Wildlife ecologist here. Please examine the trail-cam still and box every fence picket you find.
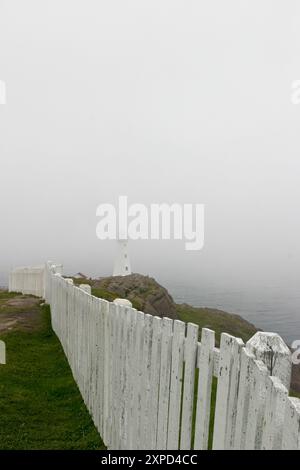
[234,347,255,449]
[282,397,300,449]
[213,333,232,449]
[261,376,288,450]
[102,300,110,445]
[123,307,133,449]
[244,359,268,449]
[180,322,198,450]
[140,314,153,449]
[127,308,138,450]
[118,306,128,449]
[132,311,145,449]
[110,303,120,449]
[149,316,163,450]
[167,320,185,450]
[94,297,103,435]
[213,334,242,449]
[113,304,123,449]
[227,337,244,448]
[156,317,173,450]
[194,328,215,450]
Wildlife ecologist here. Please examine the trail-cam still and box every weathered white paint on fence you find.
[244,359,268,449]
[261,376,288,450]
[0,340,6,365]
[282,397,300,449]
[9,263,299,450]
[113,298,132,308]
[227,337,244,448]
[156,317,173,449]
[140,314,153,449]
[246,332,292,390]
[149,316,162,450]
[167,320,185,450]
[180,322,198,450]
[132,311,145,449]
[213,333,242,450]
[234,347,256,449]
[9,265,45,297]
[127,308,138,449]
[194,328,215,450]
[80,284,91,294]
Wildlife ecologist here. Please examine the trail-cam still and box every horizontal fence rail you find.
[8,262,300,450]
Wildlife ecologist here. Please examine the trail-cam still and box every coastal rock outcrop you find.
[93,273,178,320]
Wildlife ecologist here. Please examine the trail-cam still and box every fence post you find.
[113,298,133,308]
[194,328,215,450]
[0,340,6,365]
[246,332,292,390]
[80,284,92,294]
[180,322,198,450]
[261,376,288,449]
[212,333,244,450]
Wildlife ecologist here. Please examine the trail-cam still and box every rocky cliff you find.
[92,273,178,320]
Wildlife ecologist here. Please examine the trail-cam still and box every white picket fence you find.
[9,266,46,297]
[9,264,63,298]
[10,262,300,450]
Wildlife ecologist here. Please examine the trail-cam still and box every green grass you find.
[177,304,257,347]
[290,390,300,399]
[71,277,93,286]
[0,291,20,300]
[91,287,119,303]
[0,299,104,450]
[92,287,142,311]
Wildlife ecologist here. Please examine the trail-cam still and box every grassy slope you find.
[91,287,143,311]
[0,294,104,450]
[177,304,258,347]
[89,284,258,347]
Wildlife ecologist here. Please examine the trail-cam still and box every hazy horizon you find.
[1,1,300,292]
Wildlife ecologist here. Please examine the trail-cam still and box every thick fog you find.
[1,0,300,290]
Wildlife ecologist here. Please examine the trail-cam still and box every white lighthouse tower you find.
[113,238,131,276]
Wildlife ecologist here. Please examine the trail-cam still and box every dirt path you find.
[0,292,42,332]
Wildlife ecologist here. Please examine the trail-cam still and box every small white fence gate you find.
[9,262,300,450]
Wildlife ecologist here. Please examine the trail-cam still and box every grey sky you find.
[0,0,300,288]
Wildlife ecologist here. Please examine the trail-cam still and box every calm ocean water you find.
[163,281,300,347]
